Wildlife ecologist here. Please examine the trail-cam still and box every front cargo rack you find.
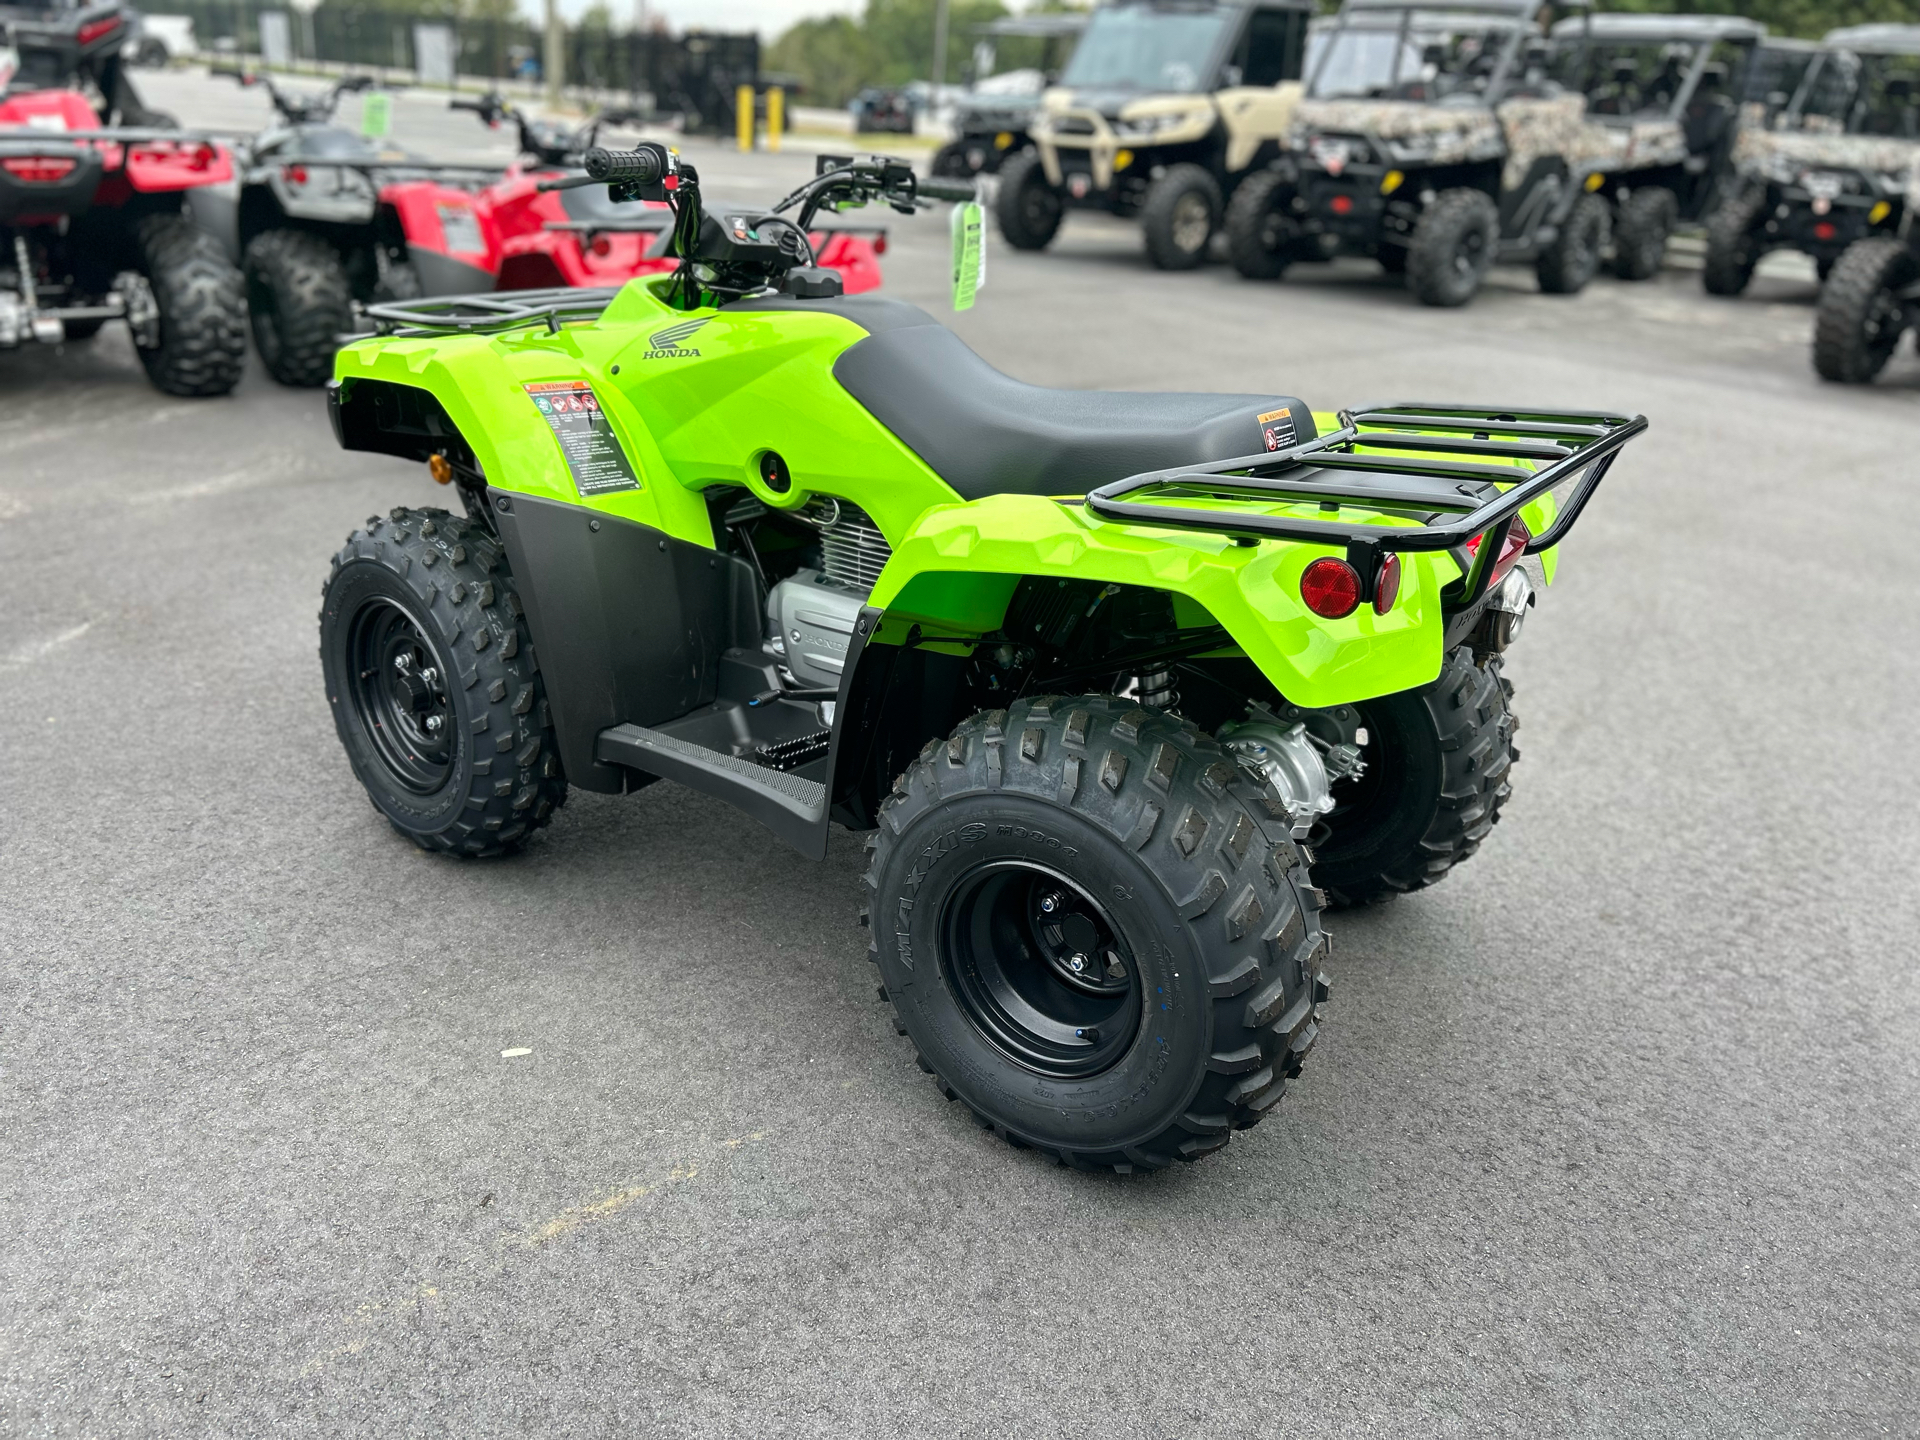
[1084,402,1648,610]
[360,287,620,337]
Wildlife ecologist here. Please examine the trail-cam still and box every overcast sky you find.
[600,0,860,36]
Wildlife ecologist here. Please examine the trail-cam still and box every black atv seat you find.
[732,295,1314,500]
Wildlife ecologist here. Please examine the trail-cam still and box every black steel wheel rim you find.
[939,860,1142,1079]
[346,597,454,793]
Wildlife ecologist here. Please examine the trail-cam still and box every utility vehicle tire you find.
[1407,188,1498,307]
[1310,647,1515,909]
[1813,238,1917,384]
[866,695,1329,1172]
[320,507,568,857]
[1611,186,1677,281]
[132,213,247,397]
[1536,193,1609,295]
[1140,164,1222,270]
[994,149,1064,252]
[245,228,352,388]
[1702,190,1766,296]
[1223,167,1296,279]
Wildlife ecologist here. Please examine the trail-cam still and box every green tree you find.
[765,15,876,106]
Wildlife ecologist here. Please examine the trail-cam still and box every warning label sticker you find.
[525,381,641,496]
[1257,406,1297,453]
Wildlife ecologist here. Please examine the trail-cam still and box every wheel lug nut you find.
[394,654,411,671]
[1040,895,1057,913]
[1069,953,1087,972]
[425,715,443,732]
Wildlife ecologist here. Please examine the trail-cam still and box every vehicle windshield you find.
[1797,50,1920,136]
[1307,14,1523,103]
[1549,39,1702,119]
[1057,5,1233,93]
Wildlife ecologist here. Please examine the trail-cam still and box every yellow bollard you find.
[767,86,783,153]
[737,83,754,152]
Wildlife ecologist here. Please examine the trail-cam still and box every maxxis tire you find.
[1536,192,1610,295]
[132,213,247,397]
[245,228,353,388]
[1223,167,1295,280]
[320,506,568,857]
[1311,648,1515,909]
[1702,190,1766,296]
[993,149,1064,252]
[1813,237,1918,384]
[1407,188,1498,307]
[1611,186,1677,281]
[866,695,1330,1172]
[1140,164,1222,271]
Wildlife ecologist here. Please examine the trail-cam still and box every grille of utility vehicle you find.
[808,498,892,594]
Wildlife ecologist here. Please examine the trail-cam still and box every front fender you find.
[866,493,1454,708]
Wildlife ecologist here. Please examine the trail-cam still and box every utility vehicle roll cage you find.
[1086,404,1647,608]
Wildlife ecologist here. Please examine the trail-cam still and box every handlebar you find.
[583,146,665,184]
[449,98,488,113]
[915,176,977,203]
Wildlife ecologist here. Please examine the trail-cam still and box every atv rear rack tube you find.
[362,287,620,336]
[1084,404,1647,584]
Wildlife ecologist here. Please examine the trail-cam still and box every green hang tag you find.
[950,200,984,312]
[361,91,393,138]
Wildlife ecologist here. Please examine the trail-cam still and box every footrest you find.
[596,723,829,858]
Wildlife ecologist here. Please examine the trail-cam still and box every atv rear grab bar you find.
[1083,403,1648,573]
[361,287,620,336]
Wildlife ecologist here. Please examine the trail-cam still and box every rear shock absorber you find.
[1134,668,1179,712]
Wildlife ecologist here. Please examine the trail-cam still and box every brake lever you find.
[535,173,600,193]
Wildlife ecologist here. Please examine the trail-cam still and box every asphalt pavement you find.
[2,70,1917,1438]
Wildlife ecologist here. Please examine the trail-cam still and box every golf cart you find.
[996,0,1315,269]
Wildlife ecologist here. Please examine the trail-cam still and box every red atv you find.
[0,2,247,394]
[449,93,887,296]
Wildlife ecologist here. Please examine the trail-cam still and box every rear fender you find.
[865,493,1452,711]
[123,139,232,192]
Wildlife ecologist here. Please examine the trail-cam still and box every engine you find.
[763,498,892,691]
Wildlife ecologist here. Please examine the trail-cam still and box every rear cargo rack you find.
[360,287,620,337]
[1084,402,1648,609]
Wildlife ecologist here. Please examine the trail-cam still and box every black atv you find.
[201,68,500,387]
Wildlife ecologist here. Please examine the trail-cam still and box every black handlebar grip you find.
[915,177,978,203]
[583,146,663,184]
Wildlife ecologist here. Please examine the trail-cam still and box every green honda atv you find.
[319,145,1646,1172]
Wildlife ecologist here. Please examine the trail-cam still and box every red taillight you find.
[1330,194,1354,215]
[1301,557,1361,618]
[1813,221,1836,240]
[284,164,308,185]
[1372,552,1401,615]
[1466,517,1530,587]
[77,15,121,44]
[872,233,888,254]
[2,156,77,182]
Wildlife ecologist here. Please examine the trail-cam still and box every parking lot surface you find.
[2,70,1916,1437]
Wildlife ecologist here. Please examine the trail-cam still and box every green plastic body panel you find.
[333,280,1563,710]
